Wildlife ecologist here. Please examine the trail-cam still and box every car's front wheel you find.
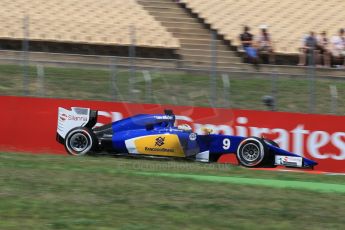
[236,137,271,167]
[64,127,96,156]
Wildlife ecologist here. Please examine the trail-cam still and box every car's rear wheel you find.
[64,127,96,156]
[236,137,271,167]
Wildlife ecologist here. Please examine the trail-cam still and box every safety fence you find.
[0,57,345,115]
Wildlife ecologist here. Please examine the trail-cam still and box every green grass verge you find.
[1,152,344,230]
[1,64,345,114]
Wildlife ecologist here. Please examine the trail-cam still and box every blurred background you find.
[1,0,345,114]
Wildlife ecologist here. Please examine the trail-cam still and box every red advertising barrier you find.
[0,96,344,172]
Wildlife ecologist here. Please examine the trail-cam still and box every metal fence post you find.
[221,73,230,108]
[142,70,152,103]
[129,25,136,101]
[308,48,316,113]
[209,30,217,107]
[330,85,338,114]
[271,68,277,111]
[36,64,44,96]
[110,56,118,101]
[22,16,30,95]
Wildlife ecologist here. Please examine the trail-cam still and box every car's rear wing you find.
[56,107,97,143]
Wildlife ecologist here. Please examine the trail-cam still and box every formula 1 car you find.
[56,107,317,169]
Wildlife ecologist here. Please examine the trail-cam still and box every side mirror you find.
[164,109,174,115]
[146,124,154,131]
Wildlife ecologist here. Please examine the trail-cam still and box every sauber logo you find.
[155,137,165,147]
[279,156,289,164]
[60,114,68,121]
[276,155,302,167]
[59,114,87,122]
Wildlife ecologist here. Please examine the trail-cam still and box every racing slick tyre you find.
[64,127,97,156]
[236,137,273,168]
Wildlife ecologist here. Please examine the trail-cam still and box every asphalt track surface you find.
[136,172,345,194]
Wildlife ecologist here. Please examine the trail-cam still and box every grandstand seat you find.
[181,0,345,54]
[0,0,179,49]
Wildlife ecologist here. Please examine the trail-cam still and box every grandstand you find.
[0,0,179,57]
[180,0,345,53]
[137,0,242,70]
[0,0,344,76]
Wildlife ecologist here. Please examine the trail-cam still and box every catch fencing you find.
[0,24,344,115]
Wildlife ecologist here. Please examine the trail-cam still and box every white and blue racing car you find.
[56,107,317,169]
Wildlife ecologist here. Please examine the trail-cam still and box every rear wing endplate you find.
[56,107,97,140]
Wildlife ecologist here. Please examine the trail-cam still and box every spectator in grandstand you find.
[240,26,259,68]
[297,31,318,66]
[330,28,345,67]
[316,31,331,67]
[257,25,275,64]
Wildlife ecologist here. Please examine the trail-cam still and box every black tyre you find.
[64,127,97,156]
[236,137,270,167]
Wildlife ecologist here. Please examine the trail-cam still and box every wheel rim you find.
[69,133,89,152]
[241,143,260,162]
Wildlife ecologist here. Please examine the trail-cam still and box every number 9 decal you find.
[223,138,231,150]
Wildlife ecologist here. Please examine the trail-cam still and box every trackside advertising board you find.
[0,96,344,172]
